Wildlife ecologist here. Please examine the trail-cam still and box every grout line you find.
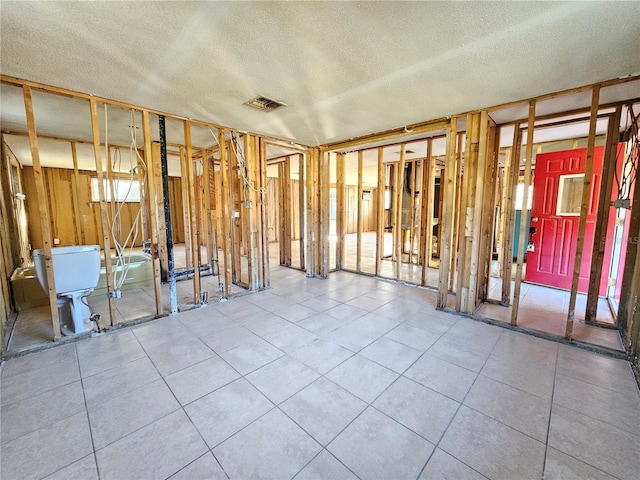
[541,342,561,478]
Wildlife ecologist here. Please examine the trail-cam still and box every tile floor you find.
[2,267,639,480]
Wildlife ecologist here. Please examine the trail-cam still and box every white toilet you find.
[33,245,101,335]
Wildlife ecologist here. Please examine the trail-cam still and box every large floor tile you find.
[327,407,433,480]
[185,378,274,448]
[246,356,320,404]
[1,343,77,379]
[43,454,98,480]
[480,355,555,400]
[325,354,398,403]
[1,412,93,480]
[553,373,640,435]
[1,380,85,444]
[301,295,342,313]
[359,337,422,373]
[402,312,456,335]
[201,325,259,354]
[273,304,318,323]
[81,356,160,408]
[464,374,551,442]
[76,330,146,378]
[297,313,352,336]
[88,378,179,449]
[384,323,442,351]
[169,452,227,480]
[548,404,640,480]
[489,331,558,370]
[146,337,215,376]
[263,323,319,353]
[543,447,617,480]
[439,406,545,480]
[132,316,198,350]
[220,337,284,375]
[213,408,321,479]
[419,448,486,480]
[289,338,353,374]
[281,377,367,446]
[165,355,240,405]
[427,336,493,373]
[96,409,208,480]
[293,450,358,480]
[404,354,477,402]
[373,376,459,444]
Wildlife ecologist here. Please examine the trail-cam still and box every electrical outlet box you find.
[53,238,61,245]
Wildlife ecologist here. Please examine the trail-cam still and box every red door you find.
[525,146,614,295]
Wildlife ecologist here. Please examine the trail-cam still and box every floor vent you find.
[244,96,286,112]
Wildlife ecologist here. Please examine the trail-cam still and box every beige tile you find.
[548,404,640,480]
[424,336,493,373]
[301,295,342,312]
[1,380,85,444]
[213,409,321,479]
[169,452,227,480]
[281,377,367,446]
[404,354,477,402]
[96,410,208,480]
[289,338,354,374]
[243,312,293,336]
[1,412,92,480]
[146,337,215,376]
[273,304,318,322]
[165,355,240,405]
[88,378,180,449]
[263,323,319,353]
[464,375,551,442]
[374,376,459,444]
[297,313,352,336]
[328,407,433,480]
[43,454,98,480]
[544,448,617,480]
[219,337,284,375]
[185,378,274,448]
[359,337,422,373]
[294,450,358,480]
[200,325,259,353]
[439,406,545,480]
[326,354,398,403]
[419,448,486,480]
[246,356,320,404]
[384,323,441,351]
[132,316,198,350]
[480,355,555,400]
[76,330,146,378]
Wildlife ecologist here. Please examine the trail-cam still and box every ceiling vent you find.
[244,96,286,112]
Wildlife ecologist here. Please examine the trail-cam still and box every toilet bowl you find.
[33,245,101,335]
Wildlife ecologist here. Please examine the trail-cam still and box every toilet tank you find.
[33,245,101,294]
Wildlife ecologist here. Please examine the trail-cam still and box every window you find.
[556,174,584,216]
[91,178,141,202]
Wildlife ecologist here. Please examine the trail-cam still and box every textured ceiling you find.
[2,0,639,149]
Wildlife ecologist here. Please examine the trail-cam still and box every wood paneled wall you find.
[22,166,185,251]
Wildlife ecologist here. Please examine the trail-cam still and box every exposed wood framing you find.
[69,142,85,245]
[297,153,305,270]
[394,144,406,280]
[184,121,201,303]
[151,142,169,282]
[336,153,346,270]
[375,148,384,276]
[179,147,193,269]
[319,149,331,278]
[421,139,435,286]
[408,159,417,264]
[305,149,316,276]
[141,111,163,315]
[218,129,233,298]
[438,117,458,308]
[356,151,363,272]
[455,115,474,312]
[450,133,464,292]
[478,122,499,301]
[585,106,622,323]
[511,101,536,325]
[23,86,61,339]
[259,137,270,286]
[566,87,600,338]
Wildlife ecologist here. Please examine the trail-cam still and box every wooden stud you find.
[179,147,193,268]
[455,115,474,312]
[356,151,363,272]
[450,133,464,292]
[408,159,417,264]
[69,142,85,245]
[394,144,406,280]
[305,149,315,276]
[278,162,286,265]
[375,148,385,276]
[511,101,536,326]
[218,129,233,298]
[585,106,622,323]
[566,87,600,338]
[202,149,215,267]
[298,153,305,270]
[320,149,331,278]
[259,136,270,286]
[184,121,201,303]
[151,142,169,282]
[336,153,346,270]
[141,110,164,315]
[284,156,292,266]
[502,129,522,304]
[421,139,435,286]
[137,148,150,247]
[437,117,458,309]
[23,86,62,339]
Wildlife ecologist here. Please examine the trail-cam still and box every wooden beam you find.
[278,162,286,265]
[375,148,385,276]
[218,129,233,298]
[438,117,458,308]
[511,101,536,325]
[586,107,622,323]
[69,142,85,245]
[421,139,435,286]
[356,150,363,272]
[455,115,474,312]
[259,136,270,287]
[151,142,169,282]
[566,87,600,338]
[408,158,417,264]
[305,149,315,276]
[184,121,201,303]
[502,128,522,304]
[450,133,464,292]
[23,86,61,339]
[179,147,192,269]
[394,144,406,280]
[141,110,163,315]
[320,149,331,278]
[284,156,292,266]
[336,153,346,270]
[479,123,499,301]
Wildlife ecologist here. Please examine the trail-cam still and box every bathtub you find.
[10,253,153,310]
